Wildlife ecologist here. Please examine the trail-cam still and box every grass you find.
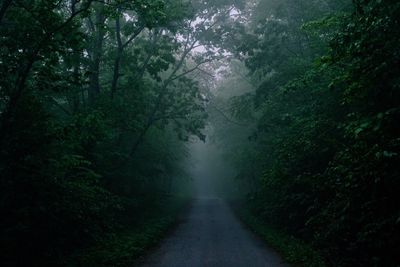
[68,196,189,267]
[234,204,327,267]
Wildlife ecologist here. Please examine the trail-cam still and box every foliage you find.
[234,202,327,267]
[0,0,243,266]
[211,0,400,266]
[69,196,188,267]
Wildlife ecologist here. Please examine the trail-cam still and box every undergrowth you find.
[68,196,189,267]
[234,204,327,267]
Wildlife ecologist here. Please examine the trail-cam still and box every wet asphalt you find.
[139,197,290,267]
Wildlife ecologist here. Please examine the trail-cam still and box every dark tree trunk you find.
[135,31,160,80]
[70,1,81,112]
[88,4,105,104]
[0,56,36,145]
[111,11,123,99]
[111,13,144,99]
[0,0,13,24]
[129,120,153,156]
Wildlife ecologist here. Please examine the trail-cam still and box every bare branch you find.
[171,59,213,81]
[47,96,72,115]
[122,24,145,49]
[197,67,215,77]
[209,103,250,127]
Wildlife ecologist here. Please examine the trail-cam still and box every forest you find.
[0,0,399,266]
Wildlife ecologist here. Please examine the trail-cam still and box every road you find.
[139,198,290,267]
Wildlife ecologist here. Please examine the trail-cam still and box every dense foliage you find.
[0,0,243,266]
[211,0,400,266]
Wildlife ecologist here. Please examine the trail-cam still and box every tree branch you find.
[209,102,250,127]
[171,59,213,81]
[47,96,72,115]
[122,24,145,49]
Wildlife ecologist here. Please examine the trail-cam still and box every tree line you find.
[210,0,400,266]
[0,0,244,266]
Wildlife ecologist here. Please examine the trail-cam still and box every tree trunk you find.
[0,56,36,145]
[70,1,81,112]
[129,120,153,156]
[111,13,144,99]
[0,0,13,25]
[111,11,123,99]
[88,3,105,104]
[135,31,160,79]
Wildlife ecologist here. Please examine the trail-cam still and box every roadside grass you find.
[234,204,327,267]
[68,196,189,267]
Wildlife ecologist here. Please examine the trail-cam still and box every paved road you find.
[139,198,290,267]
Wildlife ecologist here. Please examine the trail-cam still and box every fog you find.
[186,128,237,199]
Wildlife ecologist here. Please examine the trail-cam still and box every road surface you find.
[139,198,290,267]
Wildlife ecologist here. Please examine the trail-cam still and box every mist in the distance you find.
[186,131,237,199]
